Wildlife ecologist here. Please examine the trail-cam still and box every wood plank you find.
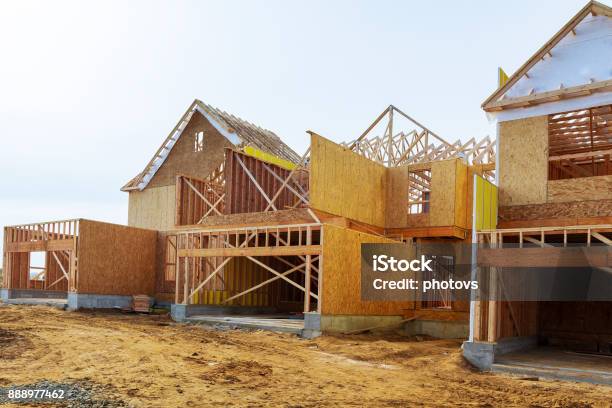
[6,239,74,253]
[178,245,322,258]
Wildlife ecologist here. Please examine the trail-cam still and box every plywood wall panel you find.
[499,199,612,223]
[547,175,612,203]
[498,116,548,206]
[385,167,408,228]
[430,160,457,227]
[321,224,414,316]
[310,134,386,227]
[454,160,469,229]
[147,111,231,188]
[128,185,176,231]
[77,220,157,296]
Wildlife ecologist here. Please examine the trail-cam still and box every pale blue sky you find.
[0,0,588,252]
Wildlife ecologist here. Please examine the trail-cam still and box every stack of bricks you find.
[132,295,152,313]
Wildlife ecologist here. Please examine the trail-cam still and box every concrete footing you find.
[301,312,322,338]
[462,336,537,370]
[320,315,404,333]
[320,315,468,339]
[170,304,277,322]
[404,319,468,339]
[1,289,67,300]
[67,293,133,311]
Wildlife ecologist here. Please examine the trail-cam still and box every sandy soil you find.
[0,305,610,407]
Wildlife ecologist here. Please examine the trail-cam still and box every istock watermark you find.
[370,254,478,292]
[361,242,612,302]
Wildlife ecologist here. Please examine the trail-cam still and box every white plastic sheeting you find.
[504,14,611,100]
[487,12,611,123]
[195,105,242,145]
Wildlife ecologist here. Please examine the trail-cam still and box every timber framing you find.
[172,222,322,313]
[471,223,612,343]
[3,220,79,292]
[339,105,495,169]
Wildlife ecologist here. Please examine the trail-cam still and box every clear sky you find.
[0,0,588,254]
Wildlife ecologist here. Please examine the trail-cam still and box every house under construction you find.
[462,0,612,381]
[1,0,610,383]
[1,96,495,337]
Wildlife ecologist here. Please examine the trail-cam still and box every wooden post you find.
[183,254,189,305]
[317,228,323,313]
[303,227,312,313]
[487,233,498,342]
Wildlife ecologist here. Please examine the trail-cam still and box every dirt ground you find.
[0,305,610,407]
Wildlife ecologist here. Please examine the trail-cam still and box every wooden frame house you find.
[114,98,496,336]
[463,0,612,371]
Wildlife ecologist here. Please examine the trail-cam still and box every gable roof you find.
[482,1,612,112]
[122,99,301,191]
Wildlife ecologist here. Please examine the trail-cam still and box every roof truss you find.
[342,105,495,167]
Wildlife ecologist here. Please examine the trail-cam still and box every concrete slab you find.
[2,298,67,309]
[170,304,277,322]
[186,315,305,335]
[493,348,612,385]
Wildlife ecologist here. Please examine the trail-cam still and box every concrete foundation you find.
[171,304,277,322]
[320,315,468,339]
[462,336,538,370]
[404,319,469,339]
[67,293,133,311]
[1,289,67,300]
[301,312,322,338]
[320,315,404,333]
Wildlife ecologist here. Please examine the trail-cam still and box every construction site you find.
[1,1,611,406]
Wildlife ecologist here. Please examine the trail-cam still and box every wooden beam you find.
[52,251,69,281]
[6,239,74,253]
[178,245,321,258]
[591,231,612,246]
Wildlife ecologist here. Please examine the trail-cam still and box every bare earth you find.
[0,305,610,407]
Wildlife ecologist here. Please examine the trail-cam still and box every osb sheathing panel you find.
[385,167,408,228]
[465,165,485,230]
[195,208,313,229]
[454,160,469,229]
[430,159,457,227]
[321,224,414,316]
[547,175,612,203]
[499,116,548,206]
[405,213,430,228]
[77,220,157,296]
[128,185,176,231]
[310,134,386,227]
[147,111,232,188]
[499,199,612,222]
